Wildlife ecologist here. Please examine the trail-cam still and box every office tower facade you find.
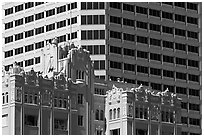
[2,2,202,135]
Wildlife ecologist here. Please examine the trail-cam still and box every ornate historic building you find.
[105,80,182,135]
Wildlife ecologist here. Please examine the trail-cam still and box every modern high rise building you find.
[2,2,202,135]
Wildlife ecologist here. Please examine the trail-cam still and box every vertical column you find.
[148,106,151,135]
[173,110,177,135]
[158,105,162,135]
[50,90,54,135]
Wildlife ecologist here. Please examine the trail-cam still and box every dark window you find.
[175,43,186,51]
[181,102,188,109]
[5,21,13,30]
[78,115,83,126]
[174,2,185,8]
[57,5,66,14]
[149,9,160,17]
[110,46,121,54]
[35,12,44,20]
[188,59,199,68]
[81,15,86,25]
[15,47,23,55]
[123,3,134,12]
[57,20,66,28]
[163,70,174,78]
[189,89,199,97]
[5,35,13,44]
[35,2,44,6]
[187,3,198,11]
[78,94,83,104]
[35,41,44,49]
[71,2,77,9]
[123,18,134,27]
[150,53,161,61]
[35,57,40,64]
[71,32,77,39]
[5,7,13,16]
[188,45,199,54]
[15,4,23,12]
[110,16,121,24]
[176,72,186,80]
[46,23,55,32]
[189,103,200,111]
[163,55,174,63]
[25,29,34,38]
[123,33,135,42]
[124,48,135,57]
[162,11,173,20]
[15,18,23,27]
[58,35,66,43]
[137,51,148,59]
[94,15,99,24]
[150,38,161,47]
[5,64,13,71]
[137,80,149,86]
[137,36,148,44]
[25,2,34,9]
[175,28,186,37]
[71,17,77,24]
[124,63,135,72]
[124,78,135,84]
[151,83,161,91]
[25,44,34,52]
[110,61,122,69]
[175,14,186,22]
[25,15,34,23]
[181,117,188,124]
[176,57,186,66]
[187,16,198,25]
[150,23,161,32]
[15,33,23,41]
[176,87,187,95]
[189,118,200,126]
[187,31,198,39]
[162,26,173,34]
[25,58,34,67]
[81,30,86,40]
[137,65,148,74]
[94,61,99,70]
[95,109,99,120]
[188,74,199,82]
[99,15,105,24]
[25,115,38,126]
[94,45,99,54]
[110,31,121,39]
[163,40,174,49]
[93,30,98,39]
[99,2,105,9]
[136,21,148,29]
[110,2,121,9]
[163,85,174,93]
[100,30,105,39]
[4,50,13,58]
[46,8,55,17]
[100,45,105,54]
[136,6,147,15]
[162,2,173,6]
[150,68,161,76]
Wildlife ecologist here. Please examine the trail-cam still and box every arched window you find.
[95,109,99,120]
[117,108,120,118]
[113,108,116,119]
[109,109,112,120]
[100,110,104,121]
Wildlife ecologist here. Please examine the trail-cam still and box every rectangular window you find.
[5,50,13,58]
[15,33,23,41]
[163,70,174,78]
[187,3,198,11]
[187,16,198,25]
[175,14,186,22]
[81,31,86,40]
[188,45,199,54]
[163,85,174,93]
[176,87,187,95]
[175,28,186,37]
[189,103,200,111]
[110,2,121,9]
[71,17,77,24]
[188,59,199,68]
[57,20,66,28]
[25,29,34,38]
[5,7,13,16]
[81,2,86,10]
[150,38,161,47]
[35,57,40,64]
[25,15,34,24]
[110,31,121,39]
[162,11,173,20]
[137,51,148,59]
[58,35,66,43]
[176,57,186,66]
[136,6,147,15]
[5,21,13,30]
[78,94,83,104]
[187,31,198,39]
[150,68,161,76]
[149,9,160,17]
[163,55,174,63]
[99,15,105,24]
[78,115,83,126]
[175,43,186,51]
[137,21,148,29]
[57,5,66,14]
[123,18,134,27]
[71,2,77,9]
[71,32,77,39]
[25,44,34,52]
[25,2,34,9]
[150,23,161,32]
[15,18,23,27]
[35,41,44,49]
[151,83,161,91]
[110,61,122,69]
[35,12,44,20]
[137,65,148,74]
[46,23,55,32]
[124,63,135,72]
[188,74,199,82]
[181,117,188,124]
[100,30,105,39]
[162,26,173,34]
[15,4,24,12]
[110,16,121,24]
[100,45,105,54]
[124,48,135,57]
[15,47,23,55]
[181,102,188,109]
[35,2,44,6]
[163,40,174,49]
[46,8,55,17]
[137,36,148,44]
[176,72,186,80]
[137,80,149,86]
[35,26,44,35]
[25,58,34,67]
[123,33,135,42]
[5,35,13,44]
[189,118,200,126]
[123,3,134,12]
[110,46,121,54]
[175,2,186,8]
[81,15,86,25]
[150,53,161,61]
[25,115,38,126]
[189,89,199,97]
